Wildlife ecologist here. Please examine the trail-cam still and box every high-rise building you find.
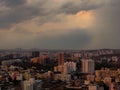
[22,78,42,90]
[39,55,47,65]
[22,80,34,90]
[58,53,65,65]
[63,61,76,74]
[32,51,40,57]
[82,59,95,73]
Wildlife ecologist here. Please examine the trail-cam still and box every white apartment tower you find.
[63,61,76,74]
[82,59,95,73]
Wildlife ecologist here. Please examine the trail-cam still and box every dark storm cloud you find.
[0,0,106,29]
[0,0,120,49]
[0,0,50,29]
[0,0,26,7]
[0,6,41,28]
[34,29,92,49]
[59,1,101,14]
[0,0,48,28]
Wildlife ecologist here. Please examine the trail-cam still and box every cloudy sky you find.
[0,0,120,49]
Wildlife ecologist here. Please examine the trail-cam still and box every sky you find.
[0,0,120,49]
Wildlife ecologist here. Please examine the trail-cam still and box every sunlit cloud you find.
[0,0,119,49]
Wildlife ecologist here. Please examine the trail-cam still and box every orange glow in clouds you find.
[75,10,95,28]
[76,10,94,20]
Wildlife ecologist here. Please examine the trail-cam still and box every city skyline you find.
[0,0,120,49]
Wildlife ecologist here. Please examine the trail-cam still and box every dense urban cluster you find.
[0,49,120,90]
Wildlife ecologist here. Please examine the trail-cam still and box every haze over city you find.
[1,1,120,90]
[0,0,120,49]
